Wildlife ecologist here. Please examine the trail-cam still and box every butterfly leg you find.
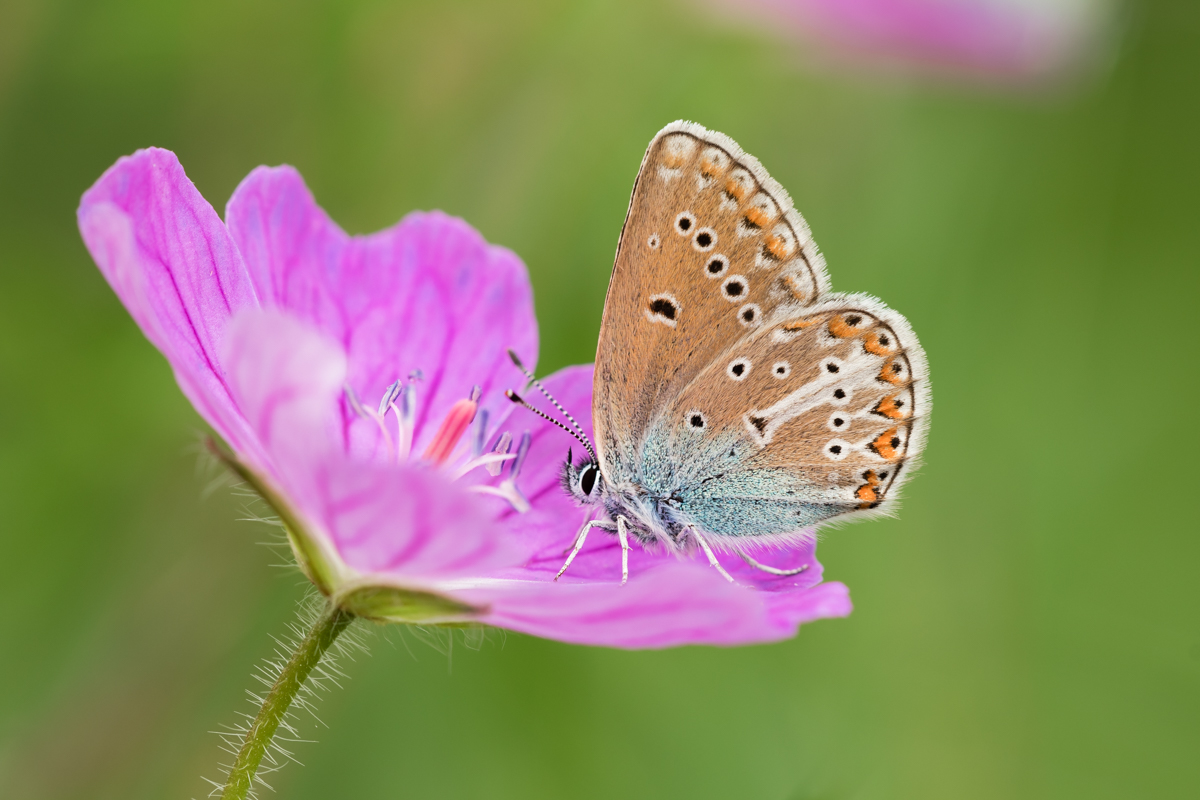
[737,551,809,577]
[688,527,735,583]
[556,518,616,581]
[616,515,631,586]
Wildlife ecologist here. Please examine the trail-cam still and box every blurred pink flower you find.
[704,0,1110,81]
[77,149,850,648]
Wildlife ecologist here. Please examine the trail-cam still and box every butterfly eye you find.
[579,463,598,496]
[825,440,851,461]
[692,227,717,252]
[772,361,790,378]
[646,233,661,250]
[705,255,728,278]
[721,275,748,301]
[674,211,696,235]
[726,358,751,381]
[738,303,762,327]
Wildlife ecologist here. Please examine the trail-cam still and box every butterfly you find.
[508,121,931,584]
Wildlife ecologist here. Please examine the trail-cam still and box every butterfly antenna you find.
[507,350,589,439]
[505,390,598,463]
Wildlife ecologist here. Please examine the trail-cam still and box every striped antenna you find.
[505,390,597,463]
[507,350,589,440]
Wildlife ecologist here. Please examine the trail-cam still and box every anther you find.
[470,430,531,512]
[422,392,479,465]
[487,431,513,476]
[377,380,402,416]
[397,383,416,461]
[471,408,490,458]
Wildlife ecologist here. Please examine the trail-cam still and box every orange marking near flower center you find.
[422,397,478,465]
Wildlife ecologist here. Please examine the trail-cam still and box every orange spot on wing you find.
[855,470,882,508]
[744,206,772,229]
[662,151,686,169]
[878,357,908,385]
[782,274,810,302]
[828,313,871,338]
[700,158,723,177]
[782,316,822,332]
[869,428,903,460]
[725,178,751,203]
[765,234,791,260]
[872,393,909,420]
[863,330,898,356]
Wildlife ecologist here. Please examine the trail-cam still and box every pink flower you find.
[702,0,1108,81]
[78,148,851,649]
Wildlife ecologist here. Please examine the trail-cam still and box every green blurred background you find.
[1,0,1197,798]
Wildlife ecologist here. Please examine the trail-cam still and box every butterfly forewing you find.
[594,122,830,479]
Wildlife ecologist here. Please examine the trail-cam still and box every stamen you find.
[452,451,515,480]
[422,393,478,465]
[377,380,402,416]
[397,383,416,461]
[344,384,369,420]
[487,432,512,476]
[345,383,396,458]
[472,408,490,457]
[469,430,531,513]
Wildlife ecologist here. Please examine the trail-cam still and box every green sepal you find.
[335,583,486,624]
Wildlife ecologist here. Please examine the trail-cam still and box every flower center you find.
[345,378,531,513]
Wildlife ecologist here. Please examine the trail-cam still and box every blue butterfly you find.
[509,121,930,584]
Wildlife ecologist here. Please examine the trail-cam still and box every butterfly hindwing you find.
[594,122,831,482]
[652,295,931,544]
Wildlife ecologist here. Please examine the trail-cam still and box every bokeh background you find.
[1,0,1197,798]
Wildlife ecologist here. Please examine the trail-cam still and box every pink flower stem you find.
[219,602,355,800]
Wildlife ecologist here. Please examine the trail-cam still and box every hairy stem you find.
[220,602,355,800]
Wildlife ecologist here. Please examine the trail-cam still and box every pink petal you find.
[458,559,828,649]
[77,148,264,463]
[222,308,523,580]
[225,167,538,460]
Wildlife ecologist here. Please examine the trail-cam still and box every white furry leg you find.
[690,527,735,583]
[738,550,809,576]
[556,518,614,581]
[617,515,630,586]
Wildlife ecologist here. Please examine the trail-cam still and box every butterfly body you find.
[549,121,930,579]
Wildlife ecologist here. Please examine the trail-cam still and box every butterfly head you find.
[561,448,604,504]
